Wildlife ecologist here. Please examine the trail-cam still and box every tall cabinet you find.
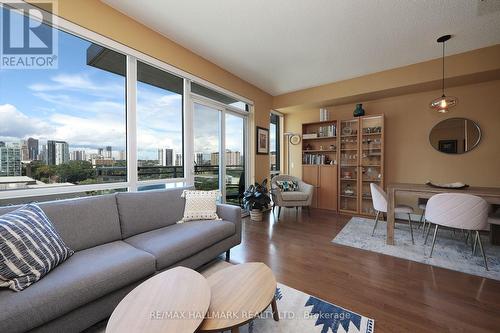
[338,115,384,216]
[301,121,338,211]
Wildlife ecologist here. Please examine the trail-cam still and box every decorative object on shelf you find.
[342,126,353,136]
[290,134,301,145]
[329,144,336,150]
[353,103,365,117]
[319,108,330,121]
[256,126,269,154]
[429,118,481,154]
[243,179,271,221]
[305,143,312,150]
[344,184,354,195]
[430,35,458,113]
[425,180,469,189]
[343,171,353,179]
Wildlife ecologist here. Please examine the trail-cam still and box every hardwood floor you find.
[229,208,500,333]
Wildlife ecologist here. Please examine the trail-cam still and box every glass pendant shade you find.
[430,35,457,113]
[430,94,458,113]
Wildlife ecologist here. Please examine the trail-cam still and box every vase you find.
[250,209,263,221]
[353,103,365,117]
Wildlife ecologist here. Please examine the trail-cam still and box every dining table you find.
[386,183,500,245]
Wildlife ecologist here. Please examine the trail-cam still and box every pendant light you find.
[430,35,457,113]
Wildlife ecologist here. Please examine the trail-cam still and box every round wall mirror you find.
[429,118,481,154]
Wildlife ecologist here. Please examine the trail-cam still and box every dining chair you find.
[416,198,428,234]
[425,193,489,270]
[370,183,415,244]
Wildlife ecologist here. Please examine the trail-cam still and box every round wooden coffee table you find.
[199,262,278,333]
[106,267,210,333]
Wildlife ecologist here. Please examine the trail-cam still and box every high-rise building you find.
[165,149,173,166]
[105,146,112,159]
[118,150,126,161]
[0,142,5,147]
[97,148,104,156]
[47,140,70,166]
[27,138,39,161]
[0,143,22,176]
[211,150,241,166]
[39,144,47,163]
[70,150,86,161]
[157,148,174,166]
[195,153,204,166]
[20,140,29,161]
[175,153,183,166]
[157,148,164,165]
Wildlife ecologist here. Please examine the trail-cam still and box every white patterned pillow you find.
[0,204,74,291]
[179,190,221,223]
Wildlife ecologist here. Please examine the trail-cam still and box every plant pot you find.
[250,209,263,221]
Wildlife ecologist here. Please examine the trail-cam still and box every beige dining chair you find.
[425,193,489,270]
[370,183,415,244]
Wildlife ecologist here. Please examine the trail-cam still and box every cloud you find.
[29,73,124,98]
[0,104,54,141]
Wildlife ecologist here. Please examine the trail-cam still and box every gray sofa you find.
[0,187,242,333]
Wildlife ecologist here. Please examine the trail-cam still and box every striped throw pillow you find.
[0,204,74,291]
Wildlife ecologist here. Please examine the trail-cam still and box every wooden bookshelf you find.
[302,120,338,211]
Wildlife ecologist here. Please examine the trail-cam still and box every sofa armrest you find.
[217,204,242,240]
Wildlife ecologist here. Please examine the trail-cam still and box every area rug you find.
[203,261,374,333]
[332,217,500,281]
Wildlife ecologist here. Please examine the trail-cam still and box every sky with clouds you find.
[0,9,245,162]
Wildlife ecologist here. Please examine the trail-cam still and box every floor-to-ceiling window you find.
[0,7,127,193]
[0,3,252,206]
[137,61,184,181]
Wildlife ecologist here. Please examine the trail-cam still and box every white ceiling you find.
[103,0,500,96]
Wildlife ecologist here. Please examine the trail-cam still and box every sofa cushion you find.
[0,204,74,291]
[180,190,221,222]
[0,195,122,252]
[116,187,191,238]
[125,220,235,270]
[0,241,155,333]
[281,191,309,201]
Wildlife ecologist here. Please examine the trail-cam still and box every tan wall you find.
[284,80,500,191]
[43,0,273,183]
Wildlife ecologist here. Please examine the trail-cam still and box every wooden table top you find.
[387,183,500,197]
[106,267,210,333]
[198,262,277,332]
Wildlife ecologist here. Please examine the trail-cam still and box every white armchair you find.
[270,175,314,219]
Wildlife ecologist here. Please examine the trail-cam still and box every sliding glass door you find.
[192,100,247,206]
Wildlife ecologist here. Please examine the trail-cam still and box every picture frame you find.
[256,126,269,154]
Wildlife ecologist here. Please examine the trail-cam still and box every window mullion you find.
[126,56,138,191]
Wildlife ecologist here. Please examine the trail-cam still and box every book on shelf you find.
[317,124,336,138]
[303,153,328,165]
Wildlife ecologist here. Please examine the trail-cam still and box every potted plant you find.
[243,179,271,221]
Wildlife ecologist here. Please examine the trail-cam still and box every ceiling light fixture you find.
[430,35,458,113]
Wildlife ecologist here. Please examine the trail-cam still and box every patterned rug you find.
[203,260,374,333]
[228,283,374,333]
[332,217,500,281]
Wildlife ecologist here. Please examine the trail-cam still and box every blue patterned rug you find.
[230,283,374,333]
[332,217,500,281]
